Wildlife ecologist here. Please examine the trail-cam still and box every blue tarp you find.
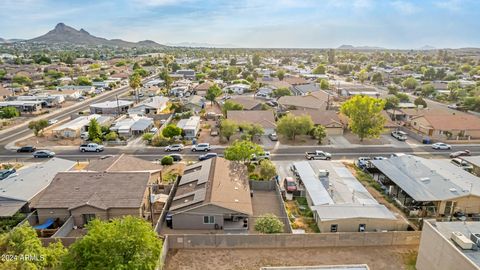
[33,218,54,229]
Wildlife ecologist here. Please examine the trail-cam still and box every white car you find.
[48,119,59,125]
[165,144,184,152]
[432,142,452,150]
[192,143,211,152]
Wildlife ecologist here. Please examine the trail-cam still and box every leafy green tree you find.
[384,96,400,110]
[161,156,174,165]
[313,64,326,74]
[12,75,32,85]
[464,96,480,112]
[88,118,102,142]
[28,120,49,136]
[395,93,410,102]
[423,67,436,81]
[222,100,243,115]
[277,114,313,141]
[258,160,277,181]
[327,49,336,64]
[0,224,67,269]
[205,84,222,104]
[132,62,141,70]
[0,69,7,80]
[104,131,118,141]
[224,140,263,163]
[276,69,285,80]
[319,79,329,90]
[254,214,284,234]
[129,73,141,101]
[219,119,238,141]
[340,96,386,141]
[159,70,173,90]
[311,125,327,144]
[76,76,92,86]
[414,97,428,108]
[142,133,154,142]
[387,84,399,95]
[240,123,264,141]
[357,69,368,83]
[421,83,436,97]
[162,124,182,138]
[272,87,291,97]
[402,77,418,90]
[0,107,19,119]
[62,216,162,270]
[371,72,383,84]
[252,54,261,66]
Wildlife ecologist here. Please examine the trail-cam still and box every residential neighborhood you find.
[2,1,480,269]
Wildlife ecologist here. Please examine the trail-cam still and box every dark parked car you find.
[168,154,183,162]
[0,168,16,180]
[17,146,36,153]
[198,153,218,161]
[33,150,55,158]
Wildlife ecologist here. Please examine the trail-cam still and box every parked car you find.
[305,150,332,160]
[210,129,219,136]
[251,152,271,162]
[48,119,59,125]
[432,142,452,150]
[390,153,406,158]
[0,168,16,180]
[268,133,278,141]
[192,143,211,152]
[168,154,183,161]
[80,132,89,140]
[451,158,473,171]
[165,144,184,152]
[33,150,55,158]
[450,150,471,158]
[199,153,218,161]
[80,143,105,152]
[356,157,372,168]
[17,146,36,153]
[150,127,159,133]
[284,177,297,193]
[391,130,407,141]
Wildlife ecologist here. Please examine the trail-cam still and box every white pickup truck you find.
[305,150,332,160]
[80,143,105,152]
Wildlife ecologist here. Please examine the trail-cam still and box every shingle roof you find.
[278,94,328,110]
[290,110,343,127]
[33,171,152,209]
[415,111,480,130]
[83,154,162,172]
[228,97,263,110]
[227,110,276,129]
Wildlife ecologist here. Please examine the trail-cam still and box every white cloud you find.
[391,1,419,15]
[133,0,191,7]
[435,0,464,11]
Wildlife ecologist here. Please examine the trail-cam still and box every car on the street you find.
[450,150,471,158]
[199,153,218,161]
[268,133,278,141]
[305,150,332,160]
[251,152,271,163]
[192,143,211,152]
[451,158,473,171]
[168,154,183,161]
[79,143,105,152]
[165,144,184,152]
[391,130,407,141]
[48,119,59,125]
[356,157,372,168]
[33,150,55,158]
[283,177,297,193]
[0,168,16,180]
[432,142,452,150]
[17,146,36,153]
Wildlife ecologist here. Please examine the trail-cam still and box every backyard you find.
[285,197,319,233]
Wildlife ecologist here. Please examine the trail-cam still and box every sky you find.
[0,0,479,49]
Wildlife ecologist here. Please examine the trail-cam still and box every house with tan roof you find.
[290,110,344,135]
[168,158,252,231]
[227,110,276,135]
[277,91,330,111]
[193,81,214,96]
[227,96,264,110]
[0,85,12,101]
[410,111,480,140]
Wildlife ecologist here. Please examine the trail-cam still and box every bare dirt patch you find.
[343,132,388,145]
[164,246,418,270]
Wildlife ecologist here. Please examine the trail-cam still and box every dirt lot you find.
[343,132,389,145]
[15,130,83,147]
[164,246,418,270]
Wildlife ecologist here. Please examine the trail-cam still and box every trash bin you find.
[422,138,431,144]
[166,213,173,228]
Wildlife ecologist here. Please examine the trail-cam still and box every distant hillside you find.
[419,45,436,50]
[26,23,165,48]
[337,44,386,50]
[0,38,5,43]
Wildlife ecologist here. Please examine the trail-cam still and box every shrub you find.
[249,173,260,180]
[161,156,174,165]
[151,135,170,147]
[142,133,154,142]
[254,214,284,234]
[104,131,118,141]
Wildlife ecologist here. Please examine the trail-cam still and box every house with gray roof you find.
[90,100,134,114]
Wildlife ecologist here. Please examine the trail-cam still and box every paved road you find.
[2,144,479,163]
[0,74,157,149]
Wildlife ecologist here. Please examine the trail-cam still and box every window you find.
[330,224,338,232]
[359,224,366,232]
[203,216,215,224]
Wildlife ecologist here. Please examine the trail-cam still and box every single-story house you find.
[128,96,169,115]
[110,115,154,137]
[177,116,200,139]
[14,95,65,107]
[83,154,163,172]
[293,161,407,232]
[291,83,321,96]
[169,157,253,231]
[277,91,330,111]
[223,84,250,95]
[0,158,75,217]
[193,81,214,96]
[0,100,43,114]
[52,114,112,138]
[175,69,196,80]
[284,76,310,85]
[227,96,264,110]
[56,85,95,95]
[183,95,205,113]
[339,85,380,97]
[33,171,160,226]
[290,110,344,135]
[227,110,276,135]
[90,100,134,115]
[371,155,480,217]
[410,111,480,140]
[170,86,190,97]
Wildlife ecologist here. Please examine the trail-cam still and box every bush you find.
[92,138,102,144]
[161,156,174,165]
[249,173,260,180]
[104,131,118,141]
[254,214,284,234]
[142,133,154,142]
[151,134,170,147]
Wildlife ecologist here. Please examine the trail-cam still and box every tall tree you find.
[276,114,314,141]
[414,97,428,108]
[340,96,386,141]
[311,125,327,144]
[205,84,222,104]
[219,119,238,141]
[402,77,418,90]
[28,120,49,136]
[272,87,291,97]
[162,124,182,138]
[258,160,277,181]
[276,69,285,81]
[313,64,326,74]
[62,216,162,270]
[358,69,368,84]
[222,100,243,115]
[327,49,336,64]
[129,73,142,102]
[224,140,263,163]
[88,118,102,142]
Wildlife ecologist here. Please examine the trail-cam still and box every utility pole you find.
[116,94,120,115]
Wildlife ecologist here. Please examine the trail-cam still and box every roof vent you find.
[234,199,239,203]
[420,177,430,182]
[450,188,457,192]
[184,199,189,203]
[234,187,238,190]
[75,187,80,191]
